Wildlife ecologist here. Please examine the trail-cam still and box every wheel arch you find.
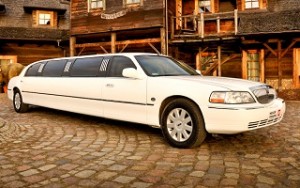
[159,95,205,127]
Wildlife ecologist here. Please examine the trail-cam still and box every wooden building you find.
[0,0,70,66]
[69,0,300,91]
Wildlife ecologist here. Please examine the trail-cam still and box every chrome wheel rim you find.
[14,93,21,110]
[167,108,193,142]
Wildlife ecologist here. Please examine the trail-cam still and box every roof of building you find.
[23,0,67,15]
[238,9,300,35]
[0,0,69,41]
[0,27,69,41]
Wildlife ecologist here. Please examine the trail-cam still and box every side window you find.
[107,56,136,77]
[70,57,103,77]
[43,60,67,77]
[25,62,46,77]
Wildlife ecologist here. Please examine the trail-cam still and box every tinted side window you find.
[43,60,67,77]
[25,62,45,77]
[107,56,136,77]
[70,57,103,77]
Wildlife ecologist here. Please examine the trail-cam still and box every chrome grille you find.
[248,111,281,129]
[251,85,276,104]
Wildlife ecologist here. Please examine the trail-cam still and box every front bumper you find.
[203,98,286,134]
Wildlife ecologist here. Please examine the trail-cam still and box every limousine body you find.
[7,53,286,148]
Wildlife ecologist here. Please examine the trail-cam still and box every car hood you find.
[159,76,264,91]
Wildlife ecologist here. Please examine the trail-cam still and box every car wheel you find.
[13,90,29,113]
[161,98,207,148]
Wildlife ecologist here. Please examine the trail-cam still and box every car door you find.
[102,56,147,124]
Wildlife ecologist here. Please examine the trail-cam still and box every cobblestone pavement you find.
[0,93,299,188]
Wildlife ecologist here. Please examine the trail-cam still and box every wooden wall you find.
[71,0,164,35]
[0,43,66,66]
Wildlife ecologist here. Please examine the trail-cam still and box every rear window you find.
[43,60,67,77]
[70,57,103,77]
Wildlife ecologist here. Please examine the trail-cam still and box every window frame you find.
[198,0,212,13]
[244,0,260,10]
[88,0,106,12]
[35,10,55,27]
[123,0,143,8]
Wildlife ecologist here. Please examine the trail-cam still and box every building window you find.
[126,0,140,4]
[90,0,104,9]
[199,0,211,13]
[245,0,259,9]
[39,13,51,25]
[35,11,55,27]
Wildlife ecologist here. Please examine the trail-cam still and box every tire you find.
[161,98,207,148]
[13,90,29,113]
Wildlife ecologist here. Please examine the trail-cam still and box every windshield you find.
[135,55,200,77]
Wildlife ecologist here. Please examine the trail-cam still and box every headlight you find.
[210,91,255,104]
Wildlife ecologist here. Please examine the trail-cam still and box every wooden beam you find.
[263,43,277,57]
[160,28,166,55]
[70,37,76,56]
[242,50,248,79]
[278,41,282,89]
[202,54,239,75]
[293,48,300,88]
[120,43,129,53]
[77,47,85,56]
[74,38,161,48]
[260,49,265,83]
[100,46,108,54]
[148,42,160,54]
[281,40,297,59]
[196,47,201,71]
[217,46,221,76]
[111,32,116,53]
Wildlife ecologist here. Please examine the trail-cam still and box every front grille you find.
[251,85,276,104]
[248,111,280,129]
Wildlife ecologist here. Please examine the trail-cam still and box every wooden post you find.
[242,50,248,79]
[160,27,166,55]
[196,47,201,71]
[200,13,204,38]
[234,9,238,35]
[260,49,265,83]
[293,48,300,88]
[70,37,76,56]
[218,46,221,76]
[217,17,220,34]
[171,17,174,40]
[277,41,282,90]
[111,32,116,53]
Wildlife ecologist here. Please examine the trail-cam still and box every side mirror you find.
[122,68,140,79]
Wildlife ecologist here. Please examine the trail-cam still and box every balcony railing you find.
[170,10,238,40]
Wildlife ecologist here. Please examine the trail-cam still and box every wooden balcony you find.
[170,10,239,42]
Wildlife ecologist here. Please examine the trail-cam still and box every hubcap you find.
[167,108,193,142]
[14,93,21,110]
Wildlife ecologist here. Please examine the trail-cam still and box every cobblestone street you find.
[0,93,299,187]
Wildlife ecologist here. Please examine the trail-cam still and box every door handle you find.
[106,84,114,88]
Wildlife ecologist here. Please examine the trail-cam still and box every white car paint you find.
[7,53,286,147]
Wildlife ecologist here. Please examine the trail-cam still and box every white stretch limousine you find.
[7,53,285,148]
